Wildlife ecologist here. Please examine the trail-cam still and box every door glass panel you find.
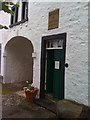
[46,39,63,49]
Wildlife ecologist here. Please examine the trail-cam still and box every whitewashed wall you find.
[88,2,90,106]
[4,37,33,83]
[0,11,10,76]
[1,2,88,105]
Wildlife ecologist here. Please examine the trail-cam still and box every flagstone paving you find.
[1,83,57,119]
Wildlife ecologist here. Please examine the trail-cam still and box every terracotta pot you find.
[25,88,38,102]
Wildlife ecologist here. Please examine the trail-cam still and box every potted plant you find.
[23,81,38,102]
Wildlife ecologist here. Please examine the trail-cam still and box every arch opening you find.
[4,36,34,83]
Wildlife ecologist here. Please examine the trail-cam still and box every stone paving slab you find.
[2,83,57,119]
[2,93,57,118]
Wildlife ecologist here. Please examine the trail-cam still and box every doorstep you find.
[35,98,57,114]
[15,90,57,114]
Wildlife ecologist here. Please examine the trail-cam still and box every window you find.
[22,2,28,20]
[11,6,18,25]
[10,2,28,27]
[11,7,15,25]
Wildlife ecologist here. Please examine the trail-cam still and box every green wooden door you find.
[53,49,64,99]
[46,49,64,99]
[46,50,54,94]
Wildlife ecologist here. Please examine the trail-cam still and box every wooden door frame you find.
[40,33,67,99]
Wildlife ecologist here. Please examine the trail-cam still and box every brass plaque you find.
[48,9,59,30]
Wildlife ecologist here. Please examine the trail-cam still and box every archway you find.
[4,36,34,83]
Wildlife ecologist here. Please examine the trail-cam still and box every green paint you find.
[46,49,64,99]
[46,50,54,94]
[53,49,64,99]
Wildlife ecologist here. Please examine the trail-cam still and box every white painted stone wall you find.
[0,11,10,119]
[4,37,33,83]
[1,2,88,105]
[88,2,90,106]
[0,11,10,77]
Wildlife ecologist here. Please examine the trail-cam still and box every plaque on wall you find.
[55,61,60,69]
[48,9,59,30]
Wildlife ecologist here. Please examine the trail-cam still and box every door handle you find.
[65,63,68,68]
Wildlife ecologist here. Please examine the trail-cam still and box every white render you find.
[0,2,88,105]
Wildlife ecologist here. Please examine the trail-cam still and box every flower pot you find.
[25,88,38,102]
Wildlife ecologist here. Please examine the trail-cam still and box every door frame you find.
[40,33,67,99]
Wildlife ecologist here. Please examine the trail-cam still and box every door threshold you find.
[35,98,57,114]
[45,94,59,103]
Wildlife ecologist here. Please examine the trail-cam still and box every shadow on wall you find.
[4,36,34,83]
[0,75,3,83]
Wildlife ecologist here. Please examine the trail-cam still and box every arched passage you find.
[4,36,34,83]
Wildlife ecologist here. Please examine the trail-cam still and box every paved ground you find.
[1,82,57,118]
[0,84,2,119]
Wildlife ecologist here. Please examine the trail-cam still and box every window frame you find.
[9,2,28,28]
[21,2,28,20]
[10,6,18,25]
